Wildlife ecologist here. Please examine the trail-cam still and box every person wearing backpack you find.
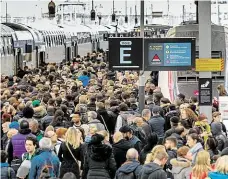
[0,150,16,179]
[115,148,142,179]
[115,103,131,132]
[29,137,60,179]
[211,122,228,151]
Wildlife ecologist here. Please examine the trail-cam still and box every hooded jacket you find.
[82,143,116,179]
[0,163,16,179]
[208,172,228,179]
[112,139,133,168]
[170,157,192,179]
[115,160,142,179]
[211,122,228,151]
[88,119,105,131]
[138,162,167,179]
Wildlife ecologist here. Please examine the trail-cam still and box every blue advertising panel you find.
[144,38,195,71]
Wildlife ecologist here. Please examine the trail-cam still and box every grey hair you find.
[142,109,151,117]
[39,137,52,150]
[30,119,39,126]
[89,111,97,119]
[126,148,139,160]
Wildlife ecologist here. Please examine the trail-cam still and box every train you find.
[0,21,113,76]
[160,21,228,100]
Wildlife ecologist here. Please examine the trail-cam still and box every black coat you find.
[82,143,116,179]
[138,162,167,179]
[112,139,133,168]
[58,142,82,179]
[97,109,115,134]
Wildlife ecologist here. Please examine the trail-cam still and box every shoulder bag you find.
[66,142,79,165]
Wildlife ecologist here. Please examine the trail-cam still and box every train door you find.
[66,47,71,62]
[14,48,23,74]
[39,52,45,66]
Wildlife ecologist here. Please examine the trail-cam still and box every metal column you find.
[139,0,145,113]
[198,1,212,122]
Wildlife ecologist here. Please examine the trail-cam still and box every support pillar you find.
[198,1,212,122]
[139,0,145,113]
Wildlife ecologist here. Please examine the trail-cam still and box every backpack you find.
[39,164,54,179]
[130,124,147,146]
[116,168,137,179]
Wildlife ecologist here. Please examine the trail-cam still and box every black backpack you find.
[130,124,146,146]
[116,165,139,179]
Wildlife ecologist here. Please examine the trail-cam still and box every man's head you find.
[29,120,39,133]
[142,109,151,121]
[126,148,139,161]
[152,106,160,116]
[153,150,169,167]
[119,125,133,140]
[135,117,144,127]
[87,111,97,122]
[39,137,52,150]
[0,150,8,163]
[165,136,177,150]
[71,113,81,123]
[25,136,37,153]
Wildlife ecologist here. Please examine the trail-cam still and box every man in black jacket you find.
[115,148,142,179]
[163,116,180,143]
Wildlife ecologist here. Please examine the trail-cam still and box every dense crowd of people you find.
[1,50,228,179]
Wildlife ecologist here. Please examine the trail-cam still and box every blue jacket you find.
[78,75,90,87]
[149,115,165,138]
[115,160,142,179]
[0,163,16,179]
[29,150,60,179]
[209,172,228,179]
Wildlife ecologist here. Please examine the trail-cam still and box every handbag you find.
[66,142,79,165]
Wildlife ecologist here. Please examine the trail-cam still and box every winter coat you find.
[208,172,228,179]
[112,139,133,168]
[58,142,82,178]
[33,106,47,122]
[12,111,24,122]
[8,129,36,163]
[129,136,142,152]
[0,163,16,179]
[148,115,165,138]
[88,119,105,131]
[163,126,177,143]
[29,150,60,179]
[171,157,192,179]
[1,133,8,150]
[194,121,211,149]
[138,162,167,179]
[32,130,44,141]
[82,143,116,179]
[97,109,114,133]
[41,114,54,131]
[165,110,179,131]
[115,160,142,179]
[78,75,90,87]
[188,142,203,165]
[171,133,185,148]
[139,144,155,165]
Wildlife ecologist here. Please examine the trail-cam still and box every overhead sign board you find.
[108,37,143,70]
[144,38,196,71]
[195,58,224,71]
[199,78,212,106]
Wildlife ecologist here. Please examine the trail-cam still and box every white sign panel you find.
[219,96,228,130]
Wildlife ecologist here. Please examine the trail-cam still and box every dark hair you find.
[0,150,8,163]
[169,104,176,111]
[166,136,177,146]
[119,103,128,111]
[175,127,185,135]
[188,133,200,142]
[26,136,38,147]
[23,107,34,118]
[207,136,218,152]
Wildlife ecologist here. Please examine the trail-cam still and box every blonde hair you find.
[97,130,109,141]
[215,156,228,174]
[65,127,80,149]
[192,150,211,178]
[113,132,123,143]
[79,95,88,104]
[44,125,55,137]
[7,129,18,139]
[145,145,166,164]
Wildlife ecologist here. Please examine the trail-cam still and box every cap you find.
[32,100,40,107]
[9,121,20,130]
[119,125,132,133]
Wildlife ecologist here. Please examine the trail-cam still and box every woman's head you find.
[56,128,67,139]
[217,84,227,96]
[65,127,81,149]
[215,156,228,174]
[195,150,210,166]
[177,146,190,158]
[181,108,198,121]
[145,145,166,164]
[187,133,199,148]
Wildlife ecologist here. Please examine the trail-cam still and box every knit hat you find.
[90,133,104,145]
[9,121,20,130]
[170,116,180,124]
[32,100,40,107]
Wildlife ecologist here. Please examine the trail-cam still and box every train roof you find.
[1,24,15,36]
